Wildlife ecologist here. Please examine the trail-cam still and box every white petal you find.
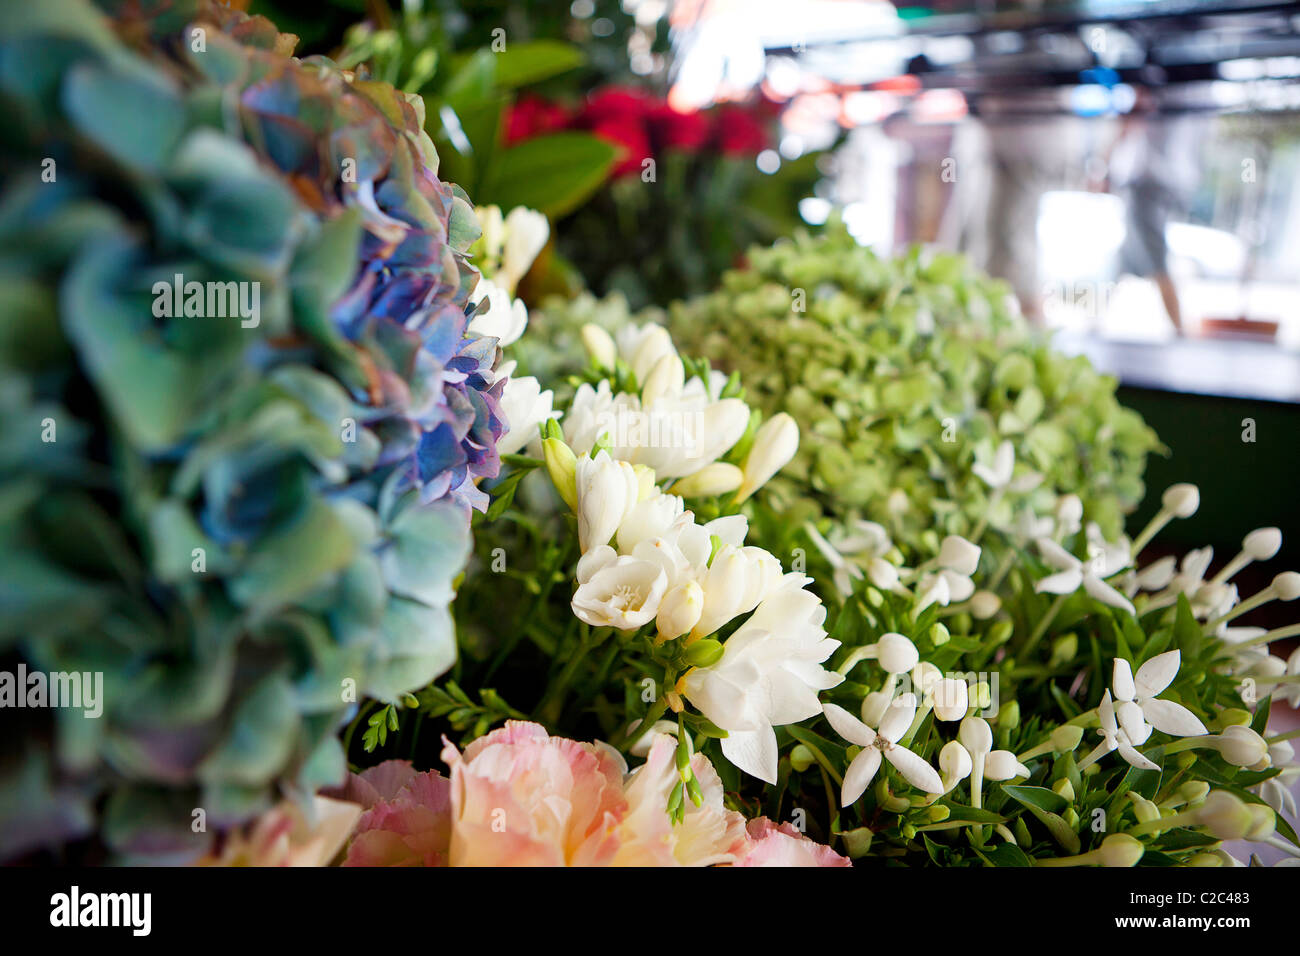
[841,747,883,806]
[1083,575,1136,614]
[1037,538,1081,572]
[1098,690,1118,735]
[1117,701,1150,744]
[822,702,877,748]
[1140,698,1208,738]
[1036,568,1083,595]
[1117,739,1159,771]
[1134,649,1181,699]
[1112,658,1136,703]
[721,727,779,784]
[878,693,918,742]
[886,746,944,794]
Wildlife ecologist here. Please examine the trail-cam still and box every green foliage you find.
[670,225,1164,557]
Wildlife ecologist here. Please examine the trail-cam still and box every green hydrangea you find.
[670,226,1163,555]
[0,0,495,861]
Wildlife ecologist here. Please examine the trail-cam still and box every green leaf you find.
[1173,593,1202,659]
[489,41,585,89]
[1002,784,1070,814]
[483,133,617,219]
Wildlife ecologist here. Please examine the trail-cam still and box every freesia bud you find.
[576,451,639,553]
[543,436,578,509]
[672,463,743,498]
[1244,527,1282,561]
[641,352,685,407]
[1162,483,1200,518]
[736,413,798,503]
[683,637,724,668]
[580,323,617,370]
[632,464,658,501]
[630,325,675,383]
[939,535,981,576]
[1097,834,1145,867]
[657,581,704,641]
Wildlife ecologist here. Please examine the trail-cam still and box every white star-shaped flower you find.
[823,694,943,805]
[1112,650,1208,739]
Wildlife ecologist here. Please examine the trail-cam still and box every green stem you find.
[1023,593,1068,657]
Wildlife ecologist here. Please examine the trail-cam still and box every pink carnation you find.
[732,818,852,867]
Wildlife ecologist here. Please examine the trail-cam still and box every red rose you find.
[590,115,652,179]
[504,95,571,146]
[648,103,710,153]
[580,85,655,125]
[711,104,768,156]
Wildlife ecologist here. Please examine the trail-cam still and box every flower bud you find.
[929,622,950,646]
[576,451,639,553]
[580,323,617,370]
[985,750,1030,781]
[1214,725,1269,768]
[959,715,993,755]
[1128,793,1161,825]
[790,744,815,772]
[641,352,684,407]
[876,633,919,674]
[1272,571,1300,601]
[1051,724,1084,752]
[672,462,743,498]
[989,619,1014,646]
[1178,781,1210,805]
[683,637,724,669]
[970,590,1001,620]
[632,464,658,501]
[658,581,705,641]
[939,740,973,785]
[1161,483,1200,518]
[1245,803,1275,841]
[998,701,1020,730]
[939,536,981,576]
[932,678,969,721]
[1050,633,1078,667]
[1243,527,1282,561]
[1052,778,1075,802]
[543,436,578,509]
[1097,834,1145,867]
[736,413,799,503]
[1194,791,1255,840]
[1215,708,1251,729]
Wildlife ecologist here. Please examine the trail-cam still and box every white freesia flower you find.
[823,694,943,804]
[468,276,528,347]
[682,573,842,783]
[496,371,558,456]
[736,413,798,503]
[617,323,676,383]
[1112,651,1208,739]
[580,323,618,370]
[690,544,781,640]
[1035,525,1134,614]
[672,462,743,498]
[562,378,749,479]
[499,206,549,294]
[656,581,704,641]
[571,555,668,629]
[616,490,686,553]
[576,451,639,553]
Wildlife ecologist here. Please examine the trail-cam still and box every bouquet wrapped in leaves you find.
[0,0,502,861]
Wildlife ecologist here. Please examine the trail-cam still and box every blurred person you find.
[1100,85,1200,336]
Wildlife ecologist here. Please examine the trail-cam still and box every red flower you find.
[648,103,711,153]
[580,85,655,125]
[504,94,571,146]
[711,104,769,156]
[590,116,652,179]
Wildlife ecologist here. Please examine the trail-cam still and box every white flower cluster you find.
[468,204,560,457]
[537,324,842,784]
